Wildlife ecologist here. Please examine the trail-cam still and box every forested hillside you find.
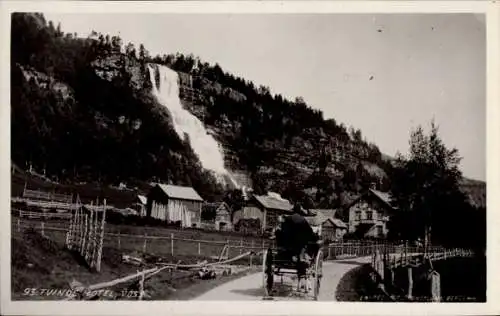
[11,12,484,212]
[11,13,225,201]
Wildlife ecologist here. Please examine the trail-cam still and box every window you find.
[373,211,377,220]
[366,211,373,220]
[355,211,361,221]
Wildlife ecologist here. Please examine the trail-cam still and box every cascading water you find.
[147,64,240,189]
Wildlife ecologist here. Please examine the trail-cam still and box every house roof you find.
[304,214,327,227]
[137,195,147,205]
[308,209,336,218]
[304,214,348,229]
[347,188,396,210]
[156,184,203,202]
[254,195,293,212]
[369,189,393,206]
[331,218,348,229]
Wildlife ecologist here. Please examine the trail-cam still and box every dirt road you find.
[193,256,372,301]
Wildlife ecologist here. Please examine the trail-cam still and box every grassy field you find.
[12,216,268,268]
[11,228,258,301]
[13,213,270,242]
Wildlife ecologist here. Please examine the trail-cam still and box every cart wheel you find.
[262,248,274,296]
[313,249,323,300]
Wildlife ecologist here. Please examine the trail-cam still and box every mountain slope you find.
[10,13,484,209]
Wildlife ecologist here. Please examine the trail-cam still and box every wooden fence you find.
[65,200,107,272]
[12,198,79,211]
[370,244,474,302]
[14,209,73,220]
[323,241,442,261]
[13,215,454,266]
[22,188,73,204]
[13,219,272,267]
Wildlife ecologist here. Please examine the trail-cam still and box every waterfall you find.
[147,64,240,189]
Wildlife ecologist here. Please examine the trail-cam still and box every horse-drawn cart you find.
[262,244,323,300]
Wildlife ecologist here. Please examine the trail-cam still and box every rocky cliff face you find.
[91,54,144,91]
[11,12,484,210]
[169,69,392,207]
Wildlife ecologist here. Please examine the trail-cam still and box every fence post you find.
[407,267,413,300]
[118,232,121,249]
[198,241,201,256]
[17,218,20,233]
[81,213,88,255]
[328,245,331,260]
[430,271,441,302]
[138,269,145,301]
[240,239,243,255]
[41,222,45,237]
[95,199,107,273]
[143,234,148,253]
[170,233,174,255]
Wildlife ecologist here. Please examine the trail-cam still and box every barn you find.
[146,184,204,228]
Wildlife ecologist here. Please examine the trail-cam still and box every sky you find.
[42,13,486,181]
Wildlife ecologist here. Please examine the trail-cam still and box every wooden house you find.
[146,184,204,227]
[201,202,232,231]
[305,210,348,242]
[135,194,147,217]
[345,188,396,239]
[238,192,293,233]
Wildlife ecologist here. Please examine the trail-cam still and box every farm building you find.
[234,192,293,233]
[345,188,396,239]
[305,210,348,242]
[135,194,147,217]
[201,202,232,231]
[146,184,204,228]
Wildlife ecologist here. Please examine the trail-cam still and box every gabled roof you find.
[156,184,203,202]
[347,188,396,210]
[369,189,393,206]
[331,218,348,229]
[305,214,348,229]
[308,209,336,219]
[304,214,327,227]
[254,195,293,212]
[137,195,147,205]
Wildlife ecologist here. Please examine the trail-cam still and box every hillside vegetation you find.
[10,13,485,212]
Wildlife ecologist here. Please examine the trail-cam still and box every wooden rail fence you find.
[13,219,271,267]
[370,245,474,302]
